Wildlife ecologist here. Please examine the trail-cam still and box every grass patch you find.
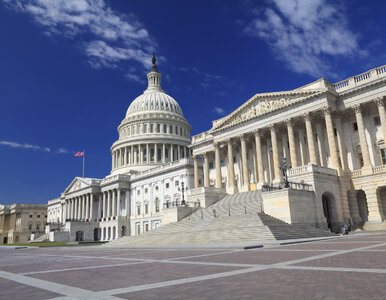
[2,241,104,247]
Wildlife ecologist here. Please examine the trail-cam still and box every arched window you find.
[169,125,172,133]
[150,124,154,133]
[143,124,147,133]
[155,198,160,212]
[157,124,160,133]
[163,124,166,133]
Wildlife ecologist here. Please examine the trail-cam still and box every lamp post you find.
[280,157,291,188]
[178,181,188,206]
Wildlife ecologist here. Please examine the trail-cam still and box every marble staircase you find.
[106,191,334,246]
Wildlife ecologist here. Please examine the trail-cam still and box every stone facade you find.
[0,203,47,244]
[191,65,386,232]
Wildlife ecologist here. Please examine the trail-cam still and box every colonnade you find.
[193,99,386,191]
[64,193,94,221]
[64,188,126,222]
[112,143,190,170]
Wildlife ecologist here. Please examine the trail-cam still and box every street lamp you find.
[280,157,291,188]
[178,181,188,206]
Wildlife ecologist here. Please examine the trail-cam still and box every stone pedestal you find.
[187,187,226,208]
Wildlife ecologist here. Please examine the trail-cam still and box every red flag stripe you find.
[75,151,84,157]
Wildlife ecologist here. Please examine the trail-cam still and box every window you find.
[144,124,147,133]
[165,183,170,189]
[175,180,179,186]
[29,215,33,218]
[209,162,214,169]
[163,124,167,133]
[157,124,160,133]
[175,126,178,134]
[45,215,47,218]
[137,190,140,195]
[137,205,141,215]
[374,116,381,126]
[220,159,225,167]
[353,122,358,131]
[380,149,386,164]
[145,203,149,214]
[233,156,236,163]
[37,215,40,218]
[155,186,159,191]
[36,224,40,230]
[358,153,364,168]
[170,125,172,133]
[180,128,182,136]
[28,224,32,230]
[145,188,148,194]
[150,124,153,133]
[155,198,160,212]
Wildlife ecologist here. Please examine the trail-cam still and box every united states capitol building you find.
[45,58,386,243]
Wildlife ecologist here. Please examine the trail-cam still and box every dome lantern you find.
[145,54,163,93]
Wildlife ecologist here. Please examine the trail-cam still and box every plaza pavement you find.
[0,231,386,299]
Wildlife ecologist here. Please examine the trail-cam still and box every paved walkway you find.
[0,231,386,299]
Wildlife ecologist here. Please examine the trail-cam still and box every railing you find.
[163,200,198,209]
[262,181,312,192]
[333,65,386,91]
[372,165,386,174]
[287,164,338,176]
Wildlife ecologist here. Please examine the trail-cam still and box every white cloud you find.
[0,140,72,154]
[57,148,69,154]
[244,0,363,77]
[0,140,51,152]
[213,107,226,115]
[4,0,156,74]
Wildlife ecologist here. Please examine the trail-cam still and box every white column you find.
[102,192,106,218]
[353,105,372,168]
[214,142,222,189]
[203,153,210,187]
[315,122,326,167]
[375,97,386,148]
[270,125,282,183]
[193,156,199,188]
[112,189,116,217]
[85,194,89,220]
[112,151,115,170]
[146,144,149,163]
[240,134,250,192]
[90,194,94,221]
[162,144,166,163]
[335,116,349,170]
[286,119,298,168]
[227,139,237,193]
[155,143,158,162]
[298,128,307,165]
[131,146,134,165]
[177,145,181,161]
[107,190,111,218]
[117,189,121,218]
[323,107,341,169]
[171,144,174,162]
[254,130,265,186]
[304,112,318,165]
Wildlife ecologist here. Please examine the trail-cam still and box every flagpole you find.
[82,151,85,177]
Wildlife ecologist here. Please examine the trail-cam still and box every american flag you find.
[74,151,84,157]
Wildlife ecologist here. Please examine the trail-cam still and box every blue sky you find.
[1,0,385,205]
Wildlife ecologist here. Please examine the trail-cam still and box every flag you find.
[75,151,84,157]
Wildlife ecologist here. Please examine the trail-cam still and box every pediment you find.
[64,177,92,194]
[212,90,323,131]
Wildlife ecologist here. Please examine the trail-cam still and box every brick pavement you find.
[0,231,385,300]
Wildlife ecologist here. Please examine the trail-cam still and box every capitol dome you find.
[110,55,192,175]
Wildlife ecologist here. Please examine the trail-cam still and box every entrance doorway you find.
[121,226,127,237]
[357,190,369,222]
[75,231,84,241]
[93,228,101,241]
[322,194,333,232]
[3,237,7,244]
